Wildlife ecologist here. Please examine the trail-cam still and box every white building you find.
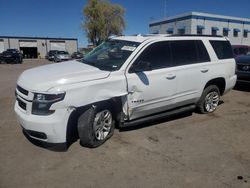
[149,12,250,45]
[0,36,78,58]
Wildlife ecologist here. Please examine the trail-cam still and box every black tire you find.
[78,105,115,148]
[19,58,23,64]
[196,85,220,114]
[14,58,19,64]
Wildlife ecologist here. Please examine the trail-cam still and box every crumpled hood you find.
[17,60,110,91]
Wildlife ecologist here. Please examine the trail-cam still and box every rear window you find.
[210,40,233,59]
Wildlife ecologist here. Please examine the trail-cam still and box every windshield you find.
[81,40,140,71]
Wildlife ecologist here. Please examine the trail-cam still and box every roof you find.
[113,34,170,43]
[150,12,250,27]
[0,35,77,41]
[112,34,226,43]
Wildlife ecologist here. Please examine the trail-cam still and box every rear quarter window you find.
[209,40,233,59]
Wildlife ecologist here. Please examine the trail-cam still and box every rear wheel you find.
[197,85,220,114]
[78,105,114,148]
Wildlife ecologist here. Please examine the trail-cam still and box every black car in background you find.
[236,53,250,83]
[46,50,58,61]
[0,49,23,64]
[71,52,84,59]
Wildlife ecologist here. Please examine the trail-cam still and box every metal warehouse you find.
[149,12,250,45]
[0,36,78,58]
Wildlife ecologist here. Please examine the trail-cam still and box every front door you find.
[125,41,177,120]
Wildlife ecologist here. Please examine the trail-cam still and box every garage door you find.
[19,40,37,47]
[0,40,4,53]
[50,41,66,51]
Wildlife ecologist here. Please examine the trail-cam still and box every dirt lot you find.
[0,59,250,188]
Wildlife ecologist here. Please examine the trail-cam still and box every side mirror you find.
[131,60,152,73]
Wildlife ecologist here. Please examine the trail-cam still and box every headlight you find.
[32,92,65,115]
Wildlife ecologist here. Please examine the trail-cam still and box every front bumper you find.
[2,57,18,63]
[15,101,73,143]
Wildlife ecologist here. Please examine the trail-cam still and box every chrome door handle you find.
[166,74,176,80]
[201,68,208,73]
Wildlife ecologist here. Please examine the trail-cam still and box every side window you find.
[130,41,172,72]
[209,40,233,59]
[196,40,211,63]
[171,40,198,66]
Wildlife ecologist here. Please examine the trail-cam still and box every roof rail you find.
[167,34,223,38]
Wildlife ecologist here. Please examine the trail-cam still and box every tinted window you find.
[196,40,211,62]
[171,40,198,66]
[131,41,172,72]
[210,40,233,59]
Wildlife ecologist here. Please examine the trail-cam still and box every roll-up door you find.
[19,40,37,47]
[50,41,66,51]
[0,40,4,53]
[19,40,38,58]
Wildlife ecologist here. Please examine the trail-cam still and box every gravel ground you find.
[0,59,250,188]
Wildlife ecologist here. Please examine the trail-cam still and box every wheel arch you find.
[65,97,124,146]
[204,77,226,95]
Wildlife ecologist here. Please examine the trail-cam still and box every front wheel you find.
[196,85,220,114]
[78,105,114,148]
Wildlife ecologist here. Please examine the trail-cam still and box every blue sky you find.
[1,0,250,47]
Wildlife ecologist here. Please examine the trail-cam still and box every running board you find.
[121,104,196,128]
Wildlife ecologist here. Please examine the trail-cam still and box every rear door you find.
[169,40,211,106]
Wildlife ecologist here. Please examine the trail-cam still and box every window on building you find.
[243,30,248,38]
[197,25,204,35]
[223,28,230,37]
[209,40,233,60]
[152,31,159,34]
[166,28,174,34]
[233,29,240,37]
[178,28,185,35]
[211,27,219,36]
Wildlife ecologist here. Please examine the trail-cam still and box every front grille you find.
[237,64,250,72]
[17,85,29,96]
[17,98,26,110]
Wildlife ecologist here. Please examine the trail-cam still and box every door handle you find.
[201,68,208,73]
[166,74,176,80]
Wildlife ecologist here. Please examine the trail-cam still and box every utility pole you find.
[164,0,167,18]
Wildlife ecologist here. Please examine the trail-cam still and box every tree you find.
[82,0,126,46]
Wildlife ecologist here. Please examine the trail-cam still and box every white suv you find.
[15,35,237,149]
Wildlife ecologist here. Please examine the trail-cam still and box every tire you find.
[196,85,220,114]
[78,105,115,148]
[14,58,19,64]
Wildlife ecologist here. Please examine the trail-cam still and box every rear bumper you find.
[2,57,18,63]
[224,75,237,94]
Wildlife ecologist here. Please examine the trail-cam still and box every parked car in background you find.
[71,52,84,59]
[46,50,58,61]
[235,52,250,83]
[0,53,3,63]
[1,49,23,64]
[232,45,250,58]
[54,51,71,62]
